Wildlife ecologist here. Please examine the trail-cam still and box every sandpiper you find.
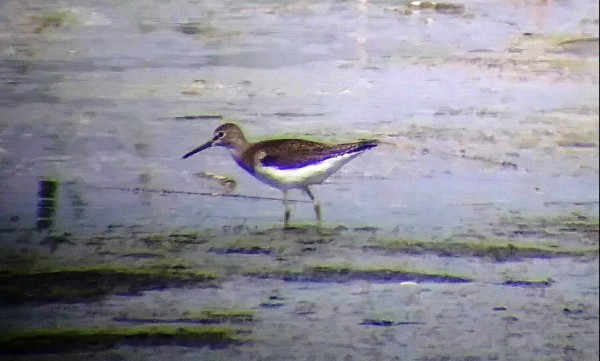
[182,123,378,227]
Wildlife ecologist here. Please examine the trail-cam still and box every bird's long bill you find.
[182,140,213,159]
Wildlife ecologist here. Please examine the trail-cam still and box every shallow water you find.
[1,0,598,237]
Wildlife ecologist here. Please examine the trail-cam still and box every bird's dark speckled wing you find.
[247,139,378,170]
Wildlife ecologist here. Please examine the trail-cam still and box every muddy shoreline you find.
[1,213,598,360]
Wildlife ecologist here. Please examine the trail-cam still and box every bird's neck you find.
[227,138,251,160]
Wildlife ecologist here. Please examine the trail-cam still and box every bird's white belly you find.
[254,153,360,190]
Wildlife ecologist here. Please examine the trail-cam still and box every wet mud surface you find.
[0,0,598,360]
[0,218,598,360]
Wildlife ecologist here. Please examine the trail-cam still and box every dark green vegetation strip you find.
[209,245,272,255]
[0,326,242,355]
[503,278,555,288]
[248,265,471,283]
[361,319,426,327]
[0,266,216,305]
[114,309,255,324]
[364,240,598,261]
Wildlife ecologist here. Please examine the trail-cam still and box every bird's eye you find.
[215,131,225,139]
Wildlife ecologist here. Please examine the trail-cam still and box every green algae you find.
[562,219,600,233]
[406,1,466,14]
[183,309,255,323]
[0,325,242,355]
[556,36,599,46]
[121,250,165,259]
[114,309,255,324]
[141,231,210,248]
[365,239,598,261]
[500,213,599,239]
[0,247,41,273]
[263,224,345,236]
[175,23,217,36]
[247,264,471,283]
[361,318,425,326]
[209,239,273,255]
[0,265,217,305]
[502,277,555,288]
[31,10,77,34]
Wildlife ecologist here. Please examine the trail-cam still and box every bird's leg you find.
[304,186,322,228]
[283,190,291,228]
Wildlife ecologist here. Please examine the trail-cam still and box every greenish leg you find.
[283,190,291,228]
[304,186,322,227]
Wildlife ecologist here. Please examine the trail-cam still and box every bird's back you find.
[245,138,378,170]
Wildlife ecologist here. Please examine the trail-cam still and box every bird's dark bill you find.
[182,141,212,159]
